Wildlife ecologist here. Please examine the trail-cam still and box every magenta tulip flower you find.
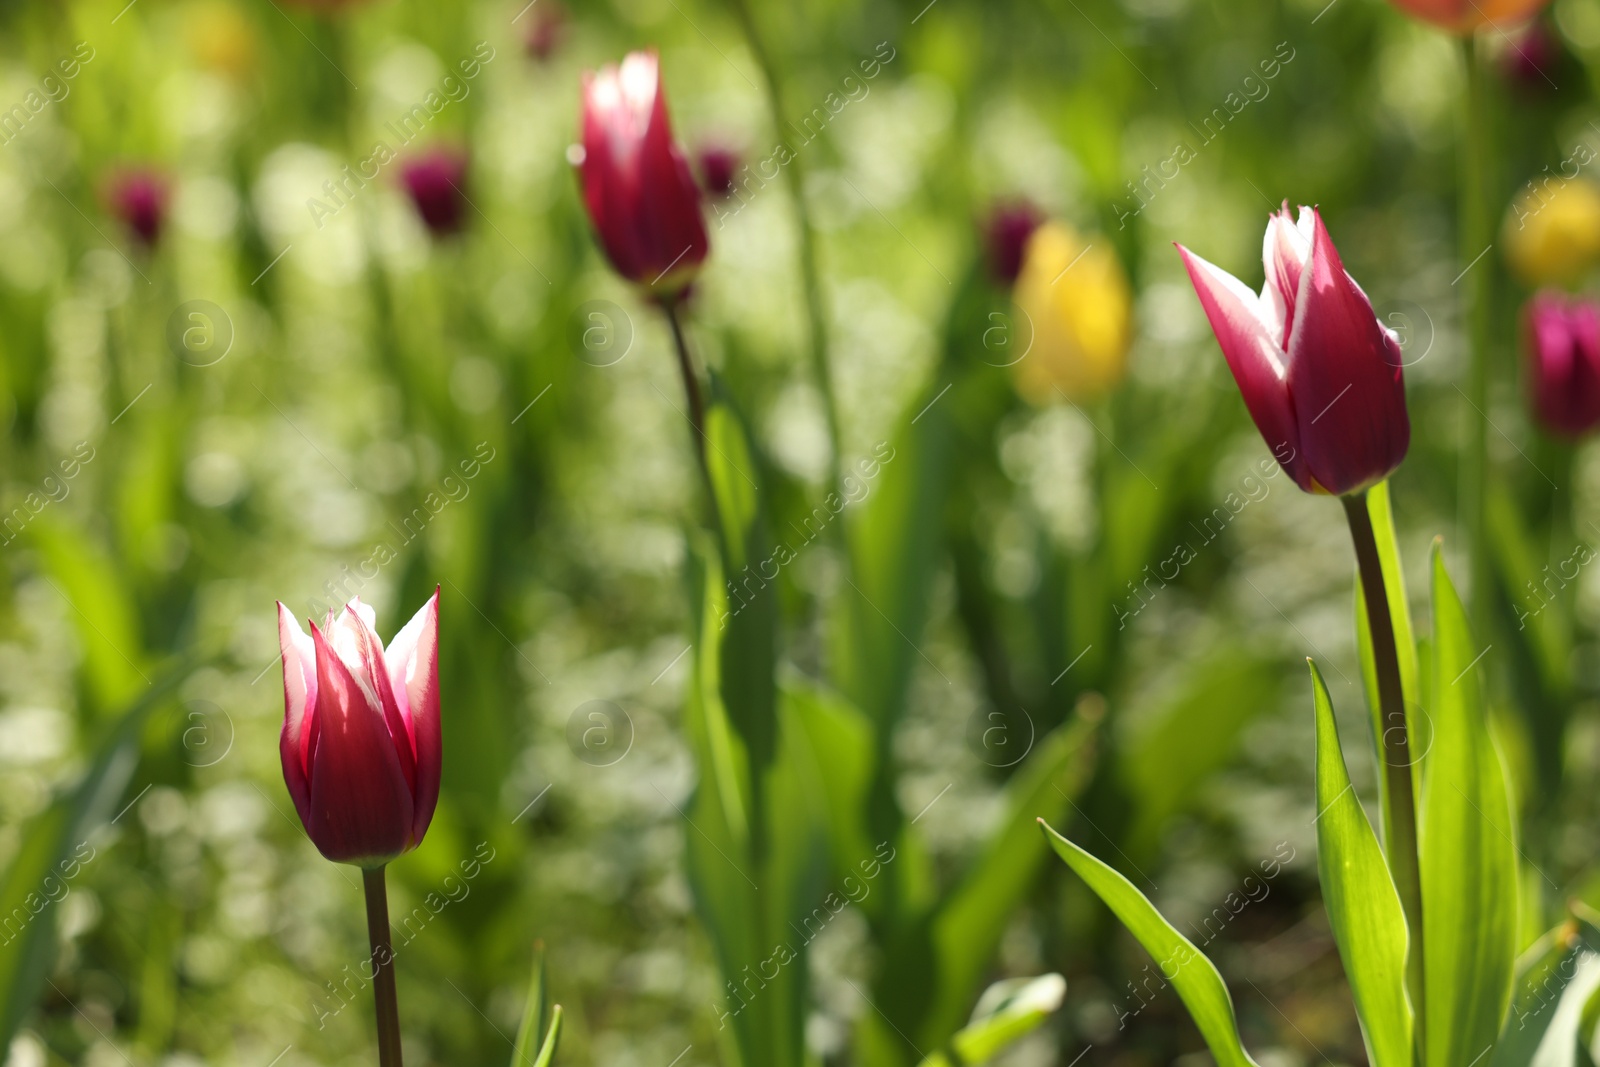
[1176,204,1410,496]
[696,142,740,199]
[983,199,1044,286]
[105,167,170,247]
[577,51,708,296]
[1524,290,1600,438]
[277,591,441,867]
[398,149,469,236]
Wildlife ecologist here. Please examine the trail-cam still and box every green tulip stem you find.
[663,297,711,484]
[1461,33,1493,639]
[1342,493,1425,1062]
[362,865,404,1067]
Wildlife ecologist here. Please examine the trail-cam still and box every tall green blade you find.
[0,667,186,1052]
[1422,545,1518,1067]
[1308,660,1412,1067]
[1491,932,1600,1067]
[1039,820,1258,1067]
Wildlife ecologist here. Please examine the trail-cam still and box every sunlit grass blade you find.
[1038,820,1258,1067]
[510,942,547,1067]
[916,974,1066,1067]
[1490,927,1600,1067]
[0,666,187,1053]
[1421,544,1518,1067]
[922,713,1097,1046]
[1308,660,1412,1067]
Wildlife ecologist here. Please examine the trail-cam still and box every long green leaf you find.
[1039,820,1258,1067]
[0,666,186,1052]
[510,943,547,1067]
[916,974,1066,1067]
[1422,545,1518,1067]
[1491,930,1600,1067]
[1308,660,1412,1067]
[918,715,1097,1048]
[1354,480,1421,861]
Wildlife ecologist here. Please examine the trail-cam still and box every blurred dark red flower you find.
[983,200,1044,286]
[523,1,566,62]
[1500,20,1561,90]
[1525,291,1600,437]
[399,148,469,236]
[105,168,170,247]
[696,143,740,199]
[578,51,708,296]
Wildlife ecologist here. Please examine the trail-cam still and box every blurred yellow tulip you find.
[1009,221,1133,405]
[186,1,258,81]
[1503,177,1600,288]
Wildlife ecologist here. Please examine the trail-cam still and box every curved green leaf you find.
[1039,820,1258,1067]
[1491,930,1600,1067]
[1422,545,1518,1067]
[1308,660,1412,1067]
[917,974,1066,1067]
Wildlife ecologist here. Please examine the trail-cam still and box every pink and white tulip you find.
[278,591,441,867]
[1177,204,1410,496]
[577,51,708,296]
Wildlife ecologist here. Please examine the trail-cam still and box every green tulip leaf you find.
[1421,545,1519,1067]
[1308,660,1412,1067]
[1039,820,1258,1067]
[1491,929,1600,1067]
[917,973,1067,1067]
[0,665,188,1053]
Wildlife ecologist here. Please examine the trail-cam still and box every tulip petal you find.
[1526,292,1600,437]
[306,622,414,865]
[1177,243,1309,488]
[333,600,417,796]
[386,588,441,844]
[278,603,317,828]
[1261,204,1313,349]
[579,51,707,292]
[1285,210,1410,495]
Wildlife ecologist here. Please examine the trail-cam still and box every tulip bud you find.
[1503,177,1600,288]
[399,148,469,236]
[278,591,441,867]
[105,168,169,247]
[1009,221,1132,405]
[1499,19,1560,91]
[1177,204,1409,496]
[1524,291,1600,437]
[576,51,708,297]
[523,0,566,63]
[982,200,1044,287]
[696,143,740,200]
[1384,0,1548,32]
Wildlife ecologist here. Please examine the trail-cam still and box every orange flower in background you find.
[1385,0,1549,32]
